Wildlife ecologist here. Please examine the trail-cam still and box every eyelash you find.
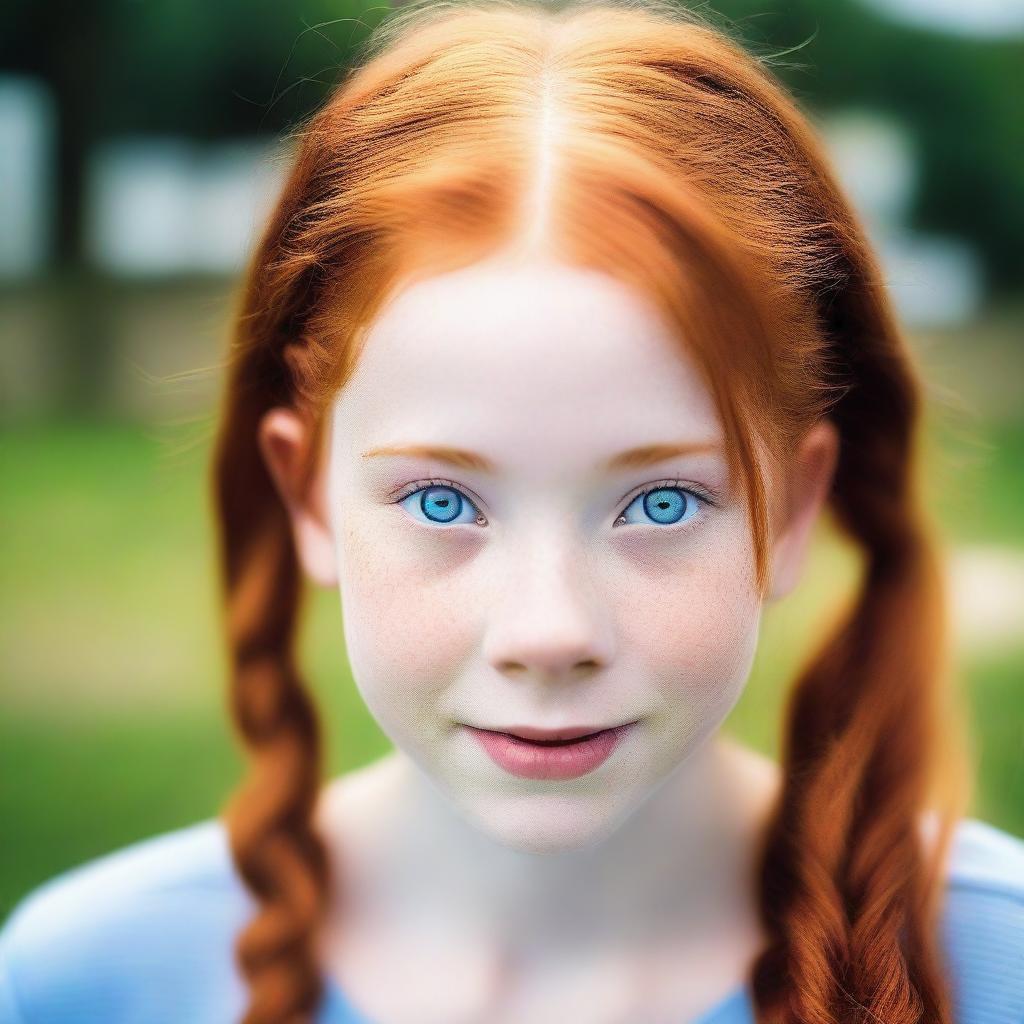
[389,476,720,533]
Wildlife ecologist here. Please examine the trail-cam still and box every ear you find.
[767,418,840,602]
[257,406,338,588]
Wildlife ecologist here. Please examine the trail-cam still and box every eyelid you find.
[616,477,721,511]
[390,476,488,513]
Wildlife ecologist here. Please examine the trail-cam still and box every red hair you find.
[210,1,971,1020]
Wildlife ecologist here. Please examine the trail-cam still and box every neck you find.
[316,734,779,968]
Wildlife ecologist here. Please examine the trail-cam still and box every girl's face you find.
[319,255,773,854]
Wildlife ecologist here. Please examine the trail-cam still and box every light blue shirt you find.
[2,814,1022,1022]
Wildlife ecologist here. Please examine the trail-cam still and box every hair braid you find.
[211,297,332,1022]
[750,244,967,1024]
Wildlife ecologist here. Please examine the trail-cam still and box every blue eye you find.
[394,478,711,531]
[616,486,700,527]
[399,483,483,526]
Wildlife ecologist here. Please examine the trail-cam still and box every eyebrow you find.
[360,440,725,473]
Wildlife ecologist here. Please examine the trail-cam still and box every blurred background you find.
[1,0,1022,918]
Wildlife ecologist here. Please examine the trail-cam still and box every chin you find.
[456,787,647,856]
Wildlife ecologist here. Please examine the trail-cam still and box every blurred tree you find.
[0,0,385,413]
[718,0,1023,293]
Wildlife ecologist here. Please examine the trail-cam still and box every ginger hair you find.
[210,1,971,1020]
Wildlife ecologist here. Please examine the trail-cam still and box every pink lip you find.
[466,723,635,780]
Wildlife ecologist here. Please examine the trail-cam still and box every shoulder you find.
[945,815,1024,896]
[0,819,253,1024]
[940,816,1024,1024]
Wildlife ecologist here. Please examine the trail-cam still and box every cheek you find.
[612,516,761,708]
[335,513,480,699]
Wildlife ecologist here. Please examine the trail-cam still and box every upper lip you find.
[471,723,630,741]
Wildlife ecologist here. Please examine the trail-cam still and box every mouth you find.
[464,722,637,780]
[476,723,632,744]
[473,720,630,745]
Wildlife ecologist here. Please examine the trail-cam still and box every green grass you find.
[1,409,1022,919]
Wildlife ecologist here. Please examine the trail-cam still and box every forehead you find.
[332,257,723,453]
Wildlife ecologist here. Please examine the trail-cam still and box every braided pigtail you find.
[211,390,329,1023]
[750,237,970,1024]
[210,136,338,1023]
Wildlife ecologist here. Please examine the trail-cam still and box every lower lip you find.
[467,723,635,780]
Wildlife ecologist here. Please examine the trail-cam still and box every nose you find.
[482,535,615,682]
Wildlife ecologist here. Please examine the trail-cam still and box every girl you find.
[2,1,1022,1022]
